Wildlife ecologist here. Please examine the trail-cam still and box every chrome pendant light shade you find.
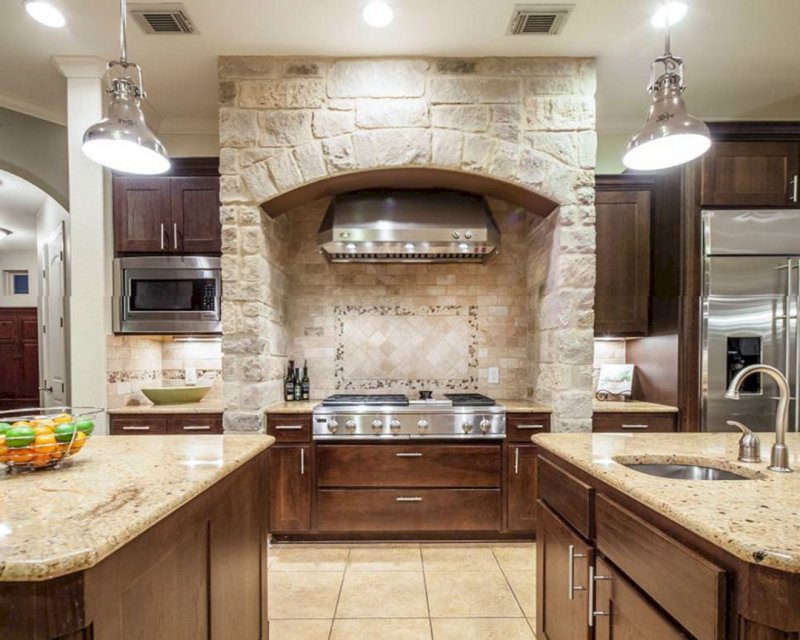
[81,0,169,175]
[623,15,710,171]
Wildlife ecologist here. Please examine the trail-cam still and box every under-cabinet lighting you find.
[172,336,222,343]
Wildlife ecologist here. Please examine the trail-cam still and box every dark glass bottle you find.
[293,368,302,401]
[301,361,310,401]
[284,360,295,402]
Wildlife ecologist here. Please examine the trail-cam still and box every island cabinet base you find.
[536,450,800,640]
[0,452,269,640]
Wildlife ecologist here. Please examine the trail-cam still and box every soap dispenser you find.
[727,420,762,463]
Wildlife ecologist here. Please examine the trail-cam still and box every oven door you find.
[114,257,222,334]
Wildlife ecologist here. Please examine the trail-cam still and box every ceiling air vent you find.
[507,4,574,35]
[129,3,198,34]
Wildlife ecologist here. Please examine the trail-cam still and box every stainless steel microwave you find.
[113,256,222,334]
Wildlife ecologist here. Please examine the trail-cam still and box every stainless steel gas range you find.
[312,393,506,440]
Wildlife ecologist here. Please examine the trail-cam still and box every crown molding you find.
[0,91,65,126]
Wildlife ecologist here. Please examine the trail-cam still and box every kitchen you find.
[1,1,800,639]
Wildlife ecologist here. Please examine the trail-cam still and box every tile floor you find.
[268,542,537,640]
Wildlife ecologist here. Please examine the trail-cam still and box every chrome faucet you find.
[725,364,793,473]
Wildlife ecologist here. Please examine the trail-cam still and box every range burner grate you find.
[443,393,497,407]
[322,394,410,407]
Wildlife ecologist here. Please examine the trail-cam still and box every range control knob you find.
[390,419,402,434]
[417,419,430,432]
[462,421,474,434]
[452,230,460,239]
[371,419,384,433]
[479,418,492,434]
[464,230,473,239]
[328,420,339,434]
[345,420,357,433]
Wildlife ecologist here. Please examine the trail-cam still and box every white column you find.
[52,56,110,432]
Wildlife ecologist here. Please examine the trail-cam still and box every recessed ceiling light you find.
[362,1,394,28]
[23,1,66,28]
[650,1,687,28]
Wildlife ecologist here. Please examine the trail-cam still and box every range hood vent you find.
[129,3,198,34]
[317,189,501,264]
[507,4,574,35]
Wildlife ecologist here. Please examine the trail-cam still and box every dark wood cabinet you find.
[113,174,220,255]
[506,444,538,532]
[592,412,678,433]
[594,182,652,337]
[0,308,39,410]
[109,413,222,435]
[269,445,312,533]
[701,141,800,207]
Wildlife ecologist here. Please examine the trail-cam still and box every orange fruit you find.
[53,414,73,424]
[70,431,87,452]
[31,453,51,468]
[33,424,54,436]
[49,448,64,461]
[0,437,9,463]
[11,421,30,428]
[9,447,34,464]
[34,433,57,454]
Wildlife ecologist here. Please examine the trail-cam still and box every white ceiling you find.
[0,169,46,251]
[0,0,799,135]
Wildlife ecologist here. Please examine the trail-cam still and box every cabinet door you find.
[168,413,223,435]
[507,444,538,533]
[595,190,651,337]
[593,557,687,640]
[171,177,221,254]
[537,502,593,640]
[113,177,172,253]
[269,445,312,533]
[701,141,800,207]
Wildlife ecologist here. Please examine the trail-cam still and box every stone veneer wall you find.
[218,56,596,433]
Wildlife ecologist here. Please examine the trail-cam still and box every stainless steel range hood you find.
[317,189,500,263]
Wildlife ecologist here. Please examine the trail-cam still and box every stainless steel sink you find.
[622,463,751,481]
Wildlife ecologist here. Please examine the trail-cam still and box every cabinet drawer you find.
[507,413,551,442]
[266,414,312,443]
[537,455,593,539]
[110,415,168,435]
[168,413,223,435]
[317,489,500,532]
[592,413,677,433]
[595,495,726,640]
[317,444,501,488]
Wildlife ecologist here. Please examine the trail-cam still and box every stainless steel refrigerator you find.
[702,210,800,433]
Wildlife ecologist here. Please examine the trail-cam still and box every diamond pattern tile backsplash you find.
[337,306,477,389]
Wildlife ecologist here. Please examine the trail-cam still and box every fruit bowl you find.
[0,407,103,474]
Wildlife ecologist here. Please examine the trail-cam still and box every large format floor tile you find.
[330,618,432,640]
[270,547,350,572]
[426,571,523,618]
[421,546,500,572]
[492,546,537,573]
[336,571,429,619]
[268,571,344,619]
[504,571,536,618]
[431,618,535,640]
[269,619,332,640]
[347,547,423,571]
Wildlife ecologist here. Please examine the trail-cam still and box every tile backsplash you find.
[107,336,223,408]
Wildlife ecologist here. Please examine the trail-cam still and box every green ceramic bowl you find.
[141,386,211,405]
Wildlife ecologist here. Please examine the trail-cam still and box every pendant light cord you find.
[119,0,128,65]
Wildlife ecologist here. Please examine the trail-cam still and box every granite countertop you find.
[498,399,553,413]
[0,434,274,581]
[534,432,800,573]
[264,400,319,414]
[108,400,224,415]
[593,400,679,413]
[264,399,553,414]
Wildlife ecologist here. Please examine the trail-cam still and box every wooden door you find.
[0,308,39,410]
[269,445,312,533]
[537,502,593,640]
[701,141,800,207]
[171,177,221,254]
[113,177,171,253]
[595,189,651,336]
[593,556,687,639]
[507,444,538,533]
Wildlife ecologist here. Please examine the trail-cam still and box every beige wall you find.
[596,132,628,174]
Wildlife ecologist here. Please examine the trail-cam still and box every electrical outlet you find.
[488,367,499,384]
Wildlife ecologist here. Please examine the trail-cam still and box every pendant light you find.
[622,7,710,171]
[82,0,170,175]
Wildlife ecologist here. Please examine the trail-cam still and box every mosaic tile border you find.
[107,369,221,384]
[334,304,479,391]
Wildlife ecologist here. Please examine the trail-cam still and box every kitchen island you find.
[0,434,274,640]
[534,432,800,640]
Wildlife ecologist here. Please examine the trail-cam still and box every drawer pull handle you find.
[182,425,211,431]
[395,496,422,502]
[275,425,304,430]
[300,448,305,475]
[621,424,649,430]
[588,565,611,626]
[516,424,545,430]
[568,544,587,600]
[122,426,151,431]
[396,452,422,458]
